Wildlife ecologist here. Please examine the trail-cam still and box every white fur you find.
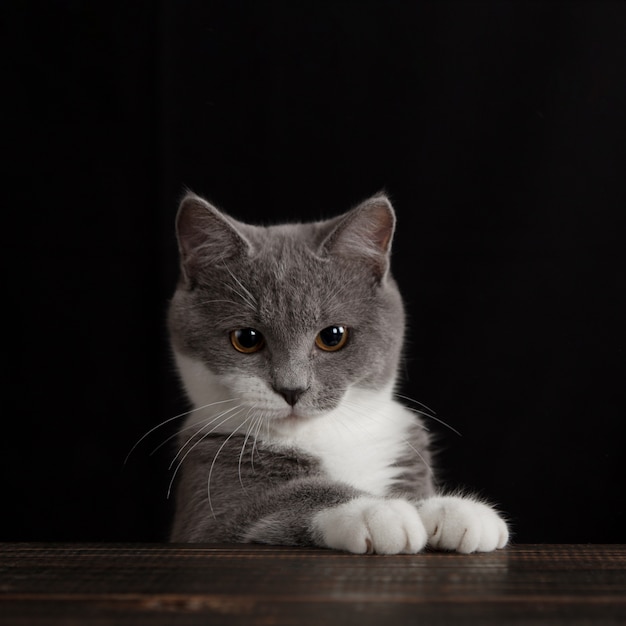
[175,351,509,554]
[174,350,419,497]
[173,351,267,433]
[270,387,418,497]
[313,497,427,554]
[418,496,509,553]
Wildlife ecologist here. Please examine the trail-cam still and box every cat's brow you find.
[222,263,258,312]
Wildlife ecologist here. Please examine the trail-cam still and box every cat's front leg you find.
[417,495,509,553]
[313,497,428,555]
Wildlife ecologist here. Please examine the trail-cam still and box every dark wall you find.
[4,1,625,543]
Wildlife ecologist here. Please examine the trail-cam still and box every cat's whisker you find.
[152,404,241,459]
[225,284,257,312]
[195,298,246,308]
[404,406,462,437]
[207,414,255,519]
[222,263,258,312]
[250,414,264,472]
[238,408,259,492]
[166,407,247,499]
[394,393,438,418]
[168,405,244,471]
[227,265,258,305]
[124,398,242,464]
[402,440,435,476]
[149,419,204,457]
[394,393,462,437]
[150,398,246,456]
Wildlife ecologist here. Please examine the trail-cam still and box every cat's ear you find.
[175,192,251,285]
[322,194,396,281]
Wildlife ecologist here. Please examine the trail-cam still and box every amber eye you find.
[315,325,349,352]
[230,328,265,353]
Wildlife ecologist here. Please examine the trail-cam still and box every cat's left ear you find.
[322,194,396,281]
[175,192,252,286]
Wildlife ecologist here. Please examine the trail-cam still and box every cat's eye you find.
[315,325,349,352]
[230,328,265,353]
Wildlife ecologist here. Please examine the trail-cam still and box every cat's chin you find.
[272,408,323,423]
[265,406,330,429]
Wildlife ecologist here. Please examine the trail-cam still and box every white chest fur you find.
[174,351,416,497]
[267,387,416,497]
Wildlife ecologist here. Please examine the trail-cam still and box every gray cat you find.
[167,192,509,554]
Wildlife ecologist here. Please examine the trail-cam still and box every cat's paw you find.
[418,496,509,553]
[313,497,427,555]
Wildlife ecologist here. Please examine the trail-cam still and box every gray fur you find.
[168,192,435,546]
[170,434,362,545]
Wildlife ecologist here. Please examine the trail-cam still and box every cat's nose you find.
[274,387,306,407]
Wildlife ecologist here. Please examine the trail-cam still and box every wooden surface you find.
[1,544,625,625]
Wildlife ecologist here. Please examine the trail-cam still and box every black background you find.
[3,1,625,543]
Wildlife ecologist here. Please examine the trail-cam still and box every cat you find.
[167,192,509,554]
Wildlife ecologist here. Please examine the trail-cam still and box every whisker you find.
[168,405,243,471]
[124,398,241,464]
[166,407,245,498]
[195,298,246,307]
[223,263,257,312]
[250,415,264,471]
[238,407,258,492]
[150,408,239,457]
[402,440,435,476]
[404,406,462,437]
[226,285,256,312]
[207,414,254,519]
[395,393,438,417]
[149,419,201,457]
[395,393,462,437]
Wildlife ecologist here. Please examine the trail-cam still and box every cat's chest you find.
[268,396,414,497]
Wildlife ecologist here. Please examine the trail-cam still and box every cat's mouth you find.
[267,406,320,423]
[243,397,334,423]
[274,408,311,421]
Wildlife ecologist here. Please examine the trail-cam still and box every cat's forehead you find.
[249,235,345,309]
[244,221,326,255]
[214,228,371,329]
[238,223,328,281]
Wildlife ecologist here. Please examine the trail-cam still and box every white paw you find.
[418,496,509,553]
[313,497,428,555]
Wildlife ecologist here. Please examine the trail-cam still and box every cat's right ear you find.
[321,194,396,282]
[175,192,251,286]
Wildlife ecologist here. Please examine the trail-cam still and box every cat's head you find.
[168,192,405,426]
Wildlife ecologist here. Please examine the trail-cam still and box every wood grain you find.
[1,544,625,624]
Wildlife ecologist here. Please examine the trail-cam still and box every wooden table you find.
[1,544,625,624]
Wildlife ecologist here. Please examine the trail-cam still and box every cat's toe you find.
[418,496,509,553]
[313,497,427,555]
[368,499,428,554]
